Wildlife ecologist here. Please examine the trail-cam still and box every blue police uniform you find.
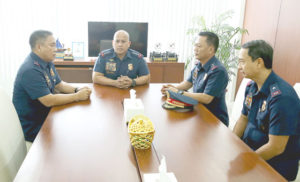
[187,56,229,126]
[13,52,61,142]
[242,71,300,181]
[93,48,149,79]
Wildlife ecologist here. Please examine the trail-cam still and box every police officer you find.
[161,32,229,126]
[13,30,92,143]
[233,40,300,181]
[93,30,150,88]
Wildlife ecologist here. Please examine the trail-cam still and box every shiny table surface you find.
[14,84,286,182]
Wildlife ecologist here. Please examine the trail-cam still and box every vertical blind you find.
[0,0,245,98]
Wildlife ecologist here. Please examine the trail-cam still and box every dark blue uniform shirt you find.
[242,71,300,181]
[187,56,229,126]
[93,48,149,79]
[13,52,61,142]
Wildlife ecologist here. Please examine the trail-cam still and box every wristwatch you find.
[131,79,136,87]
[177,90,184,95]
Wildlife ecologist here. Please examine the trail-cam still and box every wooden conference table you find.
[14,84,286,182]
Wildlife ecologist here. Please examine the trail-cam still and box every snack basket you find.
[128,114,155,149]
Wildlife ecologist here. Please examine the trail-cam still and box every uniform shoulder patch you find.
[270,83,282,97]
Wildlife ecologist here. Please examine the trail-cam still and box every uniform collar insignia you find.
[210,64,218,71]
[34,61,40,66]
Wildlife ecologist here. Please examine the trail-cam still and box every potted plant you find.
[186,10,248,78]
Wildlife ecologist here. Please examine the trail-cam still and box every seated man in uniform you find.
[92,30,150,88]
[233,40,300,181]
[13,30,92,143]
[161,32,229,126]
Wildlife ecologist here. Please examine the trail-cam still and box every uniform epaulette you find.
[130,49,143,59]
[100,49,113,58]
[210,64,218,71]
[270,83,282,97]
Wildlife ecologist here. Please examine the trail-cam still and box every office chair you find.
[294,83,300,98]
[229,78,251,130]
[0,87,27,182]
[99,40,113,52]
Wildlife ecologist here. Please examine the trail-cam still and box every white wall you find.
[0,0,244,97]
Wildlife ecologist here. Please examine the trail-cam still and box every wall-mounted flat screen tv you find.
[88,22,148,57]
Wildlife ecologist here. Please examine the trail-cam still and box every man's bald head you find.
[113,30,130,41]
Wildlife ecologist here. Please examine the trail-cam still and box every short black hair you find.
[242,40,273,69]
[29,30,53,50]
[198,31,219,52]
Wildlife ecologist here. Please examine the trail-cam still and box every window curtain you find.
[0,0,245,98]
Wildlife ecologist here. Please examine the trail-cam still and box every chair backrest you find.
[229,78,251,130]
[0,87,27,182]
[99,40,113,52]
[294,83,300,98]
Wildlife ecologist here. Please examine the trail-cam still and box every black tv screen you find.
[88,22,148,57]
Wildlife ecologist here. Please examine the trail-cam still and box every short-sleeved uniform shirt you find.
[187,56,229,126]
[242,71,300,181]
[13,52,61,142]
[93,48,149,79]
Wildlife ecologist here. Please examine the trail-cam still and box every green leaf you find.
[185,10,248,76]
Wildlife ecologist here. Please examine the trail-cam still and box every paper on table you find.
[159,156,170,182]
[143,156,178,182]
[143,173,177,182]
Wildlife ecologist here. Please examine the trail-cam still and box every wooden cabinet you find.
[146,62,184,83]
[54,60,184,83]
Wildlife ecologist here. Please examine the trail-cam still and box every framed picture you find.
[72,42,84,59]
